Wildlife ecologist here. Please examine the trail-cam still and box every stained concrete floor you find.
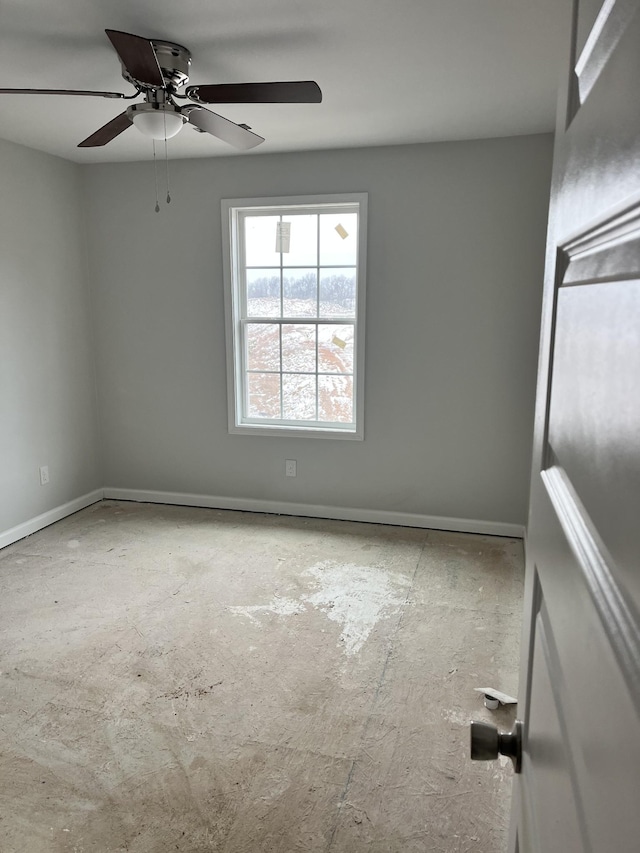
[0,501,524,853]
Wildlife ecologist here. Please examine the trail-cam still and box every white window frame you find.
[221,193,367,440]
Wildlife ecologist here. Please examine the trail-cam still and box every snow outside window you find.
[222,194,367,439]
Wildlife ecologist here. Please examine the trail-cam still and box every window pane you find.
[245,216,281,267]
[319,213,357,265]
[319,269,356,317]
[318,324,354,374]
[247,269,281,317]
[247,373,281,418]
[282,214,318,266]
[283,374,316,420]
[226,196,364,435]
[318,375,353,423]
[283,270,318,317]
[247,323,280,371]
[282,324,316,373]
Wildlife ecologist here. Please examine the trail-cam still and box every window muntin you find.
[222,195,366,439]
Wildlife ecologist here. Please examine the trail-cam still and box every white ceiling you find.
[0,0,570,164]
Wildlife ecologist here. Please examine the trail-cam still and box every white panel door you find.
[509,1,640,851]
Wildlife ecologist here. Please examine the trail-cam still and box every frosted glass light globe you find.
[133,109,184,140]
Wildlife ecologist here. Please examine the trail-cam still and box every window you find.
[222,194,367,439]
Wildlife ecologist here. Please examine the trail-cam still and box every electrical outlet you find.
[39,465,50,486]
[285,459,297,478]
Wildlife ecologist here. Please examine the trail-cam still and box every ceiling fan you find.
[0,29,322,149]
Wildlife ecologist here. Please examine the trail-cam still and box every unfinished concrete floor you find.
[0,501,524,853]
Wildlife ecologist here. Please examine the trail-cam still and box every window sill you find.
[229,423,363,440]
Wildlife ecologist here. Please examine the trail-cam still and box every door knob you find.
[470,719,523,773]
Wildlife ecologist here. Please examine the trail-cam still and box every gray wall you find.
[83,134,552,526]
[0,139,101,533]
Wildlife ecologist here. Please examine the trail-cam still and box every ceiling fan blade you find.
[185,81,322,104]
[105,29,164,88]
[0,88,127,98]
[184,106,264,149]
[78,111,133,147]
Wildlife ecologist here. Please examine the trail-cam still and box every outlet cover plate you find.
[285,459,297,477]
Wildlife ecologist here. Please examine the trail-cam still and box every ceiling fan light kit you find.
[0,28,322,149]
[129,103,185,140]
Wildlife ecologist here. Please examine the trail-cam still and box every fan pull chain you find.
[163,112,171,204]
[152,140,160,213]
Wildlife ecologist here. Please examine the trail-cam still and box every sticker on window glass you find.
[332,335,347,349]
[276,221,291,253]
[335,223,349,240]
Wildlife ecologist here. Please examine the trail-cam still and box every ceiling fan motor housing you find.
[120,39,192,91]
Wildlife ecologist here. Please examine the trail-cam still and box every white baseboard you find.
[1,487,524,551]
[103,487,525,539]
[0,489,104,550]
